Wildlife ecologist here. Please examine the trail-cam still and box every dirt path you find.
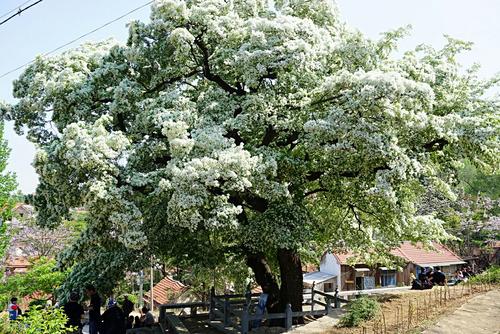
[423,289,500,334]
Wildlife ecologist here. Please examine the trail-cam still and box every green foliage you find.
[469,265,500,284]
[0,258,67,309]
[339,296,381,327]
[117,293,138,306]
[458,160,500,199]
[0,306,71,334]
[0,122,17,259]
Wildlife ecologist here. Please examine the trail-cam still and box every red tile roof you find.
[144,277,187,305]
[4,257,32,274]
[397,241,464,267]
[302,263,318,273]
[332,241,464,267]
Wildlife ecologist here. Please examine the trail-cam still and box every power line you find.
[0,0,43,26]
[0,0,155,80]
[0,0,34,20]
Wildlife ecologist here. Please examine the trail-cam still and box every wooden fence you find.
[209,287,346,334]
[359,282,496,334]
[158,301,210,329]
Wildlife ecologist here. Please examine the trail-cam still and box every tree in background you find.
[0,122,17,261]
[416,159,499,266]
[6,209,86,259]
[2,0,499,313]
[0,257,67,309]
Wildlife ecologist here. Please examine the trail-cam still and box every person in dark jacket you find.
[64,292,84,333]
[133,316,142,328]
[101,299,126,334]
[432,267,447,286]
[85,285,102,334]
[121,295,134,319]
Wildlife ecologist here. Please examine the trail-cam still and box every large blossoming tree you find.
[2,0,499,312]
[0,123,17,261]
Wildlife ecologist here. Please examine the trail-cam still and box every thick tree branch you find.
[260,125,277,147]
[306,164,390,182]
[303,188,328,197]
[207,181,268,213]
[146,68,200,94]
[225,129,244,146]
[194,37,244,96]
[423,138,449,152]
[348,204,363,231]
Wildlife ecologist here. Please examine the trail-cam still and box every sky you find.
[0,0,499,194]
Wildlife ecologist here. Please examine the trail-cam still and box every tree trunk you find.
[278,248,304,324]
[246,252,281,313]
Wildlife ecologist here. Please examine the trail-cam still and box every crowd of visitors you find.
[68,285,157,333]
[7,284,156,334]
[411,266,476,290]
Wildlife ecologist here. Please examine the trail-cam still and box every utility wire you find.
[0,0,43,26]
[0,0,155,80]
[0,0,34,20]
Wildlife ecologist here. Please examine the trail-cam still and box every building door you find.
[355,277,363,290]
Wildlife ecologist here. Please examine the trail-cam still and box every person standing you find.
[8,297,22,321]
[140,306,155,327]
[121,295,134,319]
[101,299,126,334]
[85,285,102,334]
[64,292,84,333]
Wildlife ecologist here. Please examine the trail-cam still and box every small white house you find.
[303,252,341,293]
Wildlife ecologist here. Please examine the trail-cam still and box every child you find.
[8,297,22,321]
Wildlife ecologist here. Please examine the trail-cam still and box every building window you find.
[324,282,335,292]
[381,271,397,287]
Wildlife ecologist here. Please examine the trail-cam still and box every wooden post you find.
[223,294,230,326]
[415,299,419,325]
[285,303,293,330]
[334,288,340,309]
[382,311,387,334]
[159,306,165,327]
[326,295,332,314]
[241,304,249,334]
[311,282,316,312]
[245,287,251,307]
[396,305,399,334]
[209,286,215,321]
[400,304,404,333]
[407,300,411,330]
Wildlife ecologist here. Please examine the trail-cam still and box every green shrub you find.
[28,299,48,308]
[469,265,500,284]
[117,293,138,306]
[339,296,381,327]
[0,306,71,334]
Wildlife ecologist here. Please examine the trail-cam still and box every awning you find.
[355,268,371,272]
[416,261,466,267]
[303,271,336,284]
[379,267,396,271]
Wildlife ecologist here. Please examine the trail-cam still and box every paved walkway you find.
[288,308,345,334]
[423,289,500,334]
